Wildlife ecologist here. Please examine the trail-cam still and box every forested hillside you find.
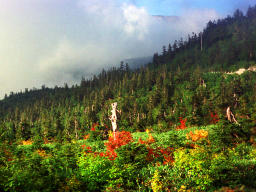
[1,7,256,141]
[1,6,256,192]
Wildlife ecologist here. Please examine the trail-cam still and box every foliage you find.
[1,6,256,192]
[186,129,208,142]
[2,7,256,142]
[77,154,111,191]
[171,147,213,191]
[103,131,133,160]
[176,117,187,130]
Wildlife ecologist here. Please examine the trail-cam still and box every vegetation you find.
[1,123,256,191]
[1,6,256,192]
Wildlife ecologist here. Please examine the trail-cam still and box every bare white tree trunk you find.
[226,106,239,124]
[226,106,232,122]
[110,102,118,140]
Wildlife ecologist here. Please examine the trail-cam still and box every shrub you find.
[210,145,256,189]
[103,131,133,160]
[146,164,175,191]
[106,163,139,191]
[151,170,163,192]
[77,154,112,191]
[4,152,64,192]
[87,123,104,142]
[176,117,187,130]
[171,147,213,191]
[210,119,252,151]
[115,142,148,167]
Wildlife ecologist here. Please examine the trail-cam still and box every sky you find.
[131,0,256,16]
[0,0,256,99]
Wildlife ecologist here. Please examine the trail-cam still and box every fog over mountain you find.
[0,0,253,98]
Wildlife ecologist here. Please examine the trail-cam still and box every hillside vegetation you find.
[0,6,256,192]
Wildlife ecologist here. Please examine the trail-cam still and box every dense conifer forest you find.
[1,6,256,192]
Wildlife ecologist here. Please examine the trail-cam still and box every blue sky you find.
[123,0,256,16]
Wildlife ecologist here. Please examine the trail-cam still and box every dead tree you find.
[226,106,239,124]
[109,102,120,140]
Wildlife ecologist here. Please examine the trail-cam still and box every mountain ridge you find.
[1,6,256,141]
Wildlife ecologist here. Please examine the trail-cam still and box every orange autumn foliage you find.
[37,149,47,157]
[84,134,90,140]
[138,129,155,145]
[22,140,33,145]
[186,130,208,142]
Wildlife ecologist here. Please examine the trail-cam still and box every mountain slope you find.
[1,7,256,142]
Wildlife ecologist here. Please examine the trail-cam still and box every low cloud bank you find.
[0,0,226,98]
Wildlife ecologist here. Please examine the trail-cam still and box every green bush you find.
[87,130,104,142]
[103,143,149,190]
[106,163,139,191]
[210,119,250,151]
[115,142,148,167]
[210,145,256,189]
[170,147,213,191]
[77,153,112,191]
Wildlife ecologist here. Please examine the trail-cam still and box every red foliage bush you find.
[103,131,133,160]
[176,117,187,130]
[137,132,174,165]
[81,131,133,160]
[210,112,219,124]
[84,134,89,140]
[91,123,98,131]
[145,146,174,165]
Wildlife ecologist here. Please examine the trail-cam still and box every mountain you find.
[1,6,256,142]
[1,6,256,192]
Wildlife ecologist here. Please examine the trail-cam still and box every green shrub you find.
[87,130,104,142]
[210,119,250,151]
[210,144,256,189]
[115,142,148,167]
[77,153,112,191]
[171,147,213,191]
[146,165,175,192]
[106,163,139,191]
[103,143,149,190]
[5,154,57,192]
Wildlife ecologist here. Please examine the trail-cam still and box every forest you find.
[0,6,256,192]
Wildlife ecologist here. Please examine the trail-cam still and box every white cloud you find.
[0,0,220,98]
[122,4,150,40]
[38,38,123,86]
[180,9,219,33]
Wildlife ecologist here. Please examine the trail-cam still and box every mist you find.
[0,0,253,98]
